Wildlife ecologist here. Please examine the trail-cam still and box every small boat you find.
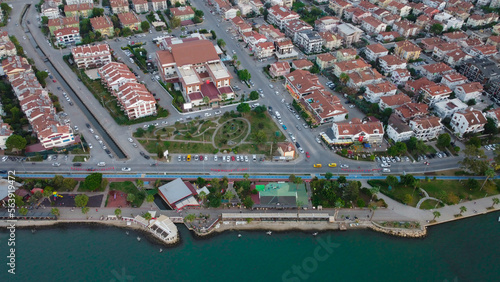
[31,229,36,234]
[266,231,272,235]
[159,249,163,253]
[498,216,500,222]
[238,234,242,238]
[126,231,129,235]
[137,236,141,241]
[312,232,318,236]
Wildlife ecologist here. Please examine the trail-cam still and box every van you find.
[129,58,134,64]
[275,111,281,118]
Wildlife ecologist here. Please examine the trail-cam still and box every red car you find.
[231,156,235,161]
[53,80,56,83]
[306,152,310,158]
[199,155,204,161]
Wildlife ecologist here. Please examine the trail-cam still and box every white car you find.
[121,167,131,171]
[215,110,222,115]
[88,143,93,149]
[2,156,8,162]
[349,105,355,108]
[269,84,274,89]
[382,168,391,173]
[214,155,218,161]
[97,162,106,167]
[52,162,61,167]
[162,121,168,125]
[204,112,212,117]
[244,156,249,162]
[128,138,133,143]
[278,120,283,125]
[381,163,391,168]
[340,164,349,168]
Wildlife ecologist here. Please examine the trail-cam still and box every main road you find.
[0,0,473,176]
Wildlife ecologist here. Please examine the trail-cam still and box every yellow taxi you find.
[313,164,322,168]
[328,163,337,167]
[187,155,191,161]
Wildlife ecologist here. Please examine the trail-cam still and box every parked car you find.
[121,167,131,171]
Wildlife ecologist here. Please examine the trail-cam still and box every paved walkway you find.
[415,188,443,209]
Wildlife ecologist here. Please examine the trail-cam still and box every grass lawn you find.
[72,156,88,162]
[367,180,422,207]
[109,181,145,207]
[421,180,499,204]
[139,139,216,154]
[419,199,444,210]
[246,112,286,143]
[214,118,249,148]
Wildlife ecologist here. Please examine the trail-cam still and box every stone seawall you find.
[370,222,427,238]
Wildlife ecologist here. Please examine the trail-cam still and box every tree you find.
[237,102,251,113]
[430,23,444,35]
[43,186,54,203]
[337,176,347,184]
[407,137,418,152]
[127,193,136,203]
[459,145,488,175]
[400,174,418,188]
[339,72,350,85]
[185,213,196,222]
[459,206,467,215]
[481,169,495,191]
[289,174,296,184]
[51,208,60,217]
[217,39,226,48]
[432,211,441,220]
[492,197,499,207]
[466,178,480,191]
[253,130,267,144]
[92,7,104,17]
[141,21,150,32]
[386,175,398,188]
[75,194,89,208]
[82,207,90,214]
[403,194,413,205]
[136,179,144,190]
[202,96,210,105]
[143,212,152,222]
[437,133,451,148]
[35,71,48,86]
[195,9,204,18]
[243,196,254,209]
[325,172,333,180]
[249,91,259,100]
[293,176,303,191]
[114,208,122,218]
[198,191,207,204]
[114,28,121,37]
[237,69,251,81]
[467,137,481,148]
[146,194,155,205]
[19,208,28,216]
[210,30,217,40]
[223,190,234,200]
[484,118,498,135]
[370,186,380,201]
[89,31,96,41]
[387,142,407,156]
[83,173,102,191]
[5,135,27,151]
[122,27,133,37]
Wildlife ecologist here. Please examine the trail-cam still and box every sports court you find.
[254,182,308,208]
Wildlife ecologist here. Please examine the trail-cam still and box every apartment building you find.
[71,44,112,69]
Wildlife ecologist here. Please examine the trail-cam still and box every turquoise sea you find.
[1,211,499,282]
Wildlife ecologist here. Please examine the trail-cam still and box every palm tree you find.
[144,212,152,223]
[339,72,350,85]
[135,179,144,190]
[114,208,122,218]
[293,177,303,191]
[51,208,60,217]
[198,191,207,204]
[221,93,228,101]
[82,207,90,215]
[202,96,210,106]
[114,28,121,37]
[432,211,441,220]
[370,186,380,202]
[459,206,467,215]
[43,187,53,203]
[481,169,495,191]
[492,197,499,208]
